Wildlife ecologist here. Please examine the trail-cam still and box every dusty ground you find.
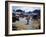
[12,18,40,30]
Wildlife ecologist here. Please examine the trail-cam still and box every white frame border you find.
[8,2,44,34]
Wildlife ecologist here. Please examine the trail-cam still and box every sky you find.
[12,6,40,12]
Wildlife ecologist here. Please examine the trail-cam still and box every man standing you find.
[26,16,30,25]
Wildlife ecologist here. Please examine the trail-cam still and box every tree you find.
[16,9,24,12]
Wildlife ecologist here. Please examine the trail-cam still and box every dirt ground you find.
[12,18,40,30]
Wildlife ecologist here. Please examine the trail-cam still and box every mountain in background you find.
[12,9,40,16]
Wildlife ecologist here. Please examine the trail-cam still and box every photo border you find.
[5,1,45,36]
